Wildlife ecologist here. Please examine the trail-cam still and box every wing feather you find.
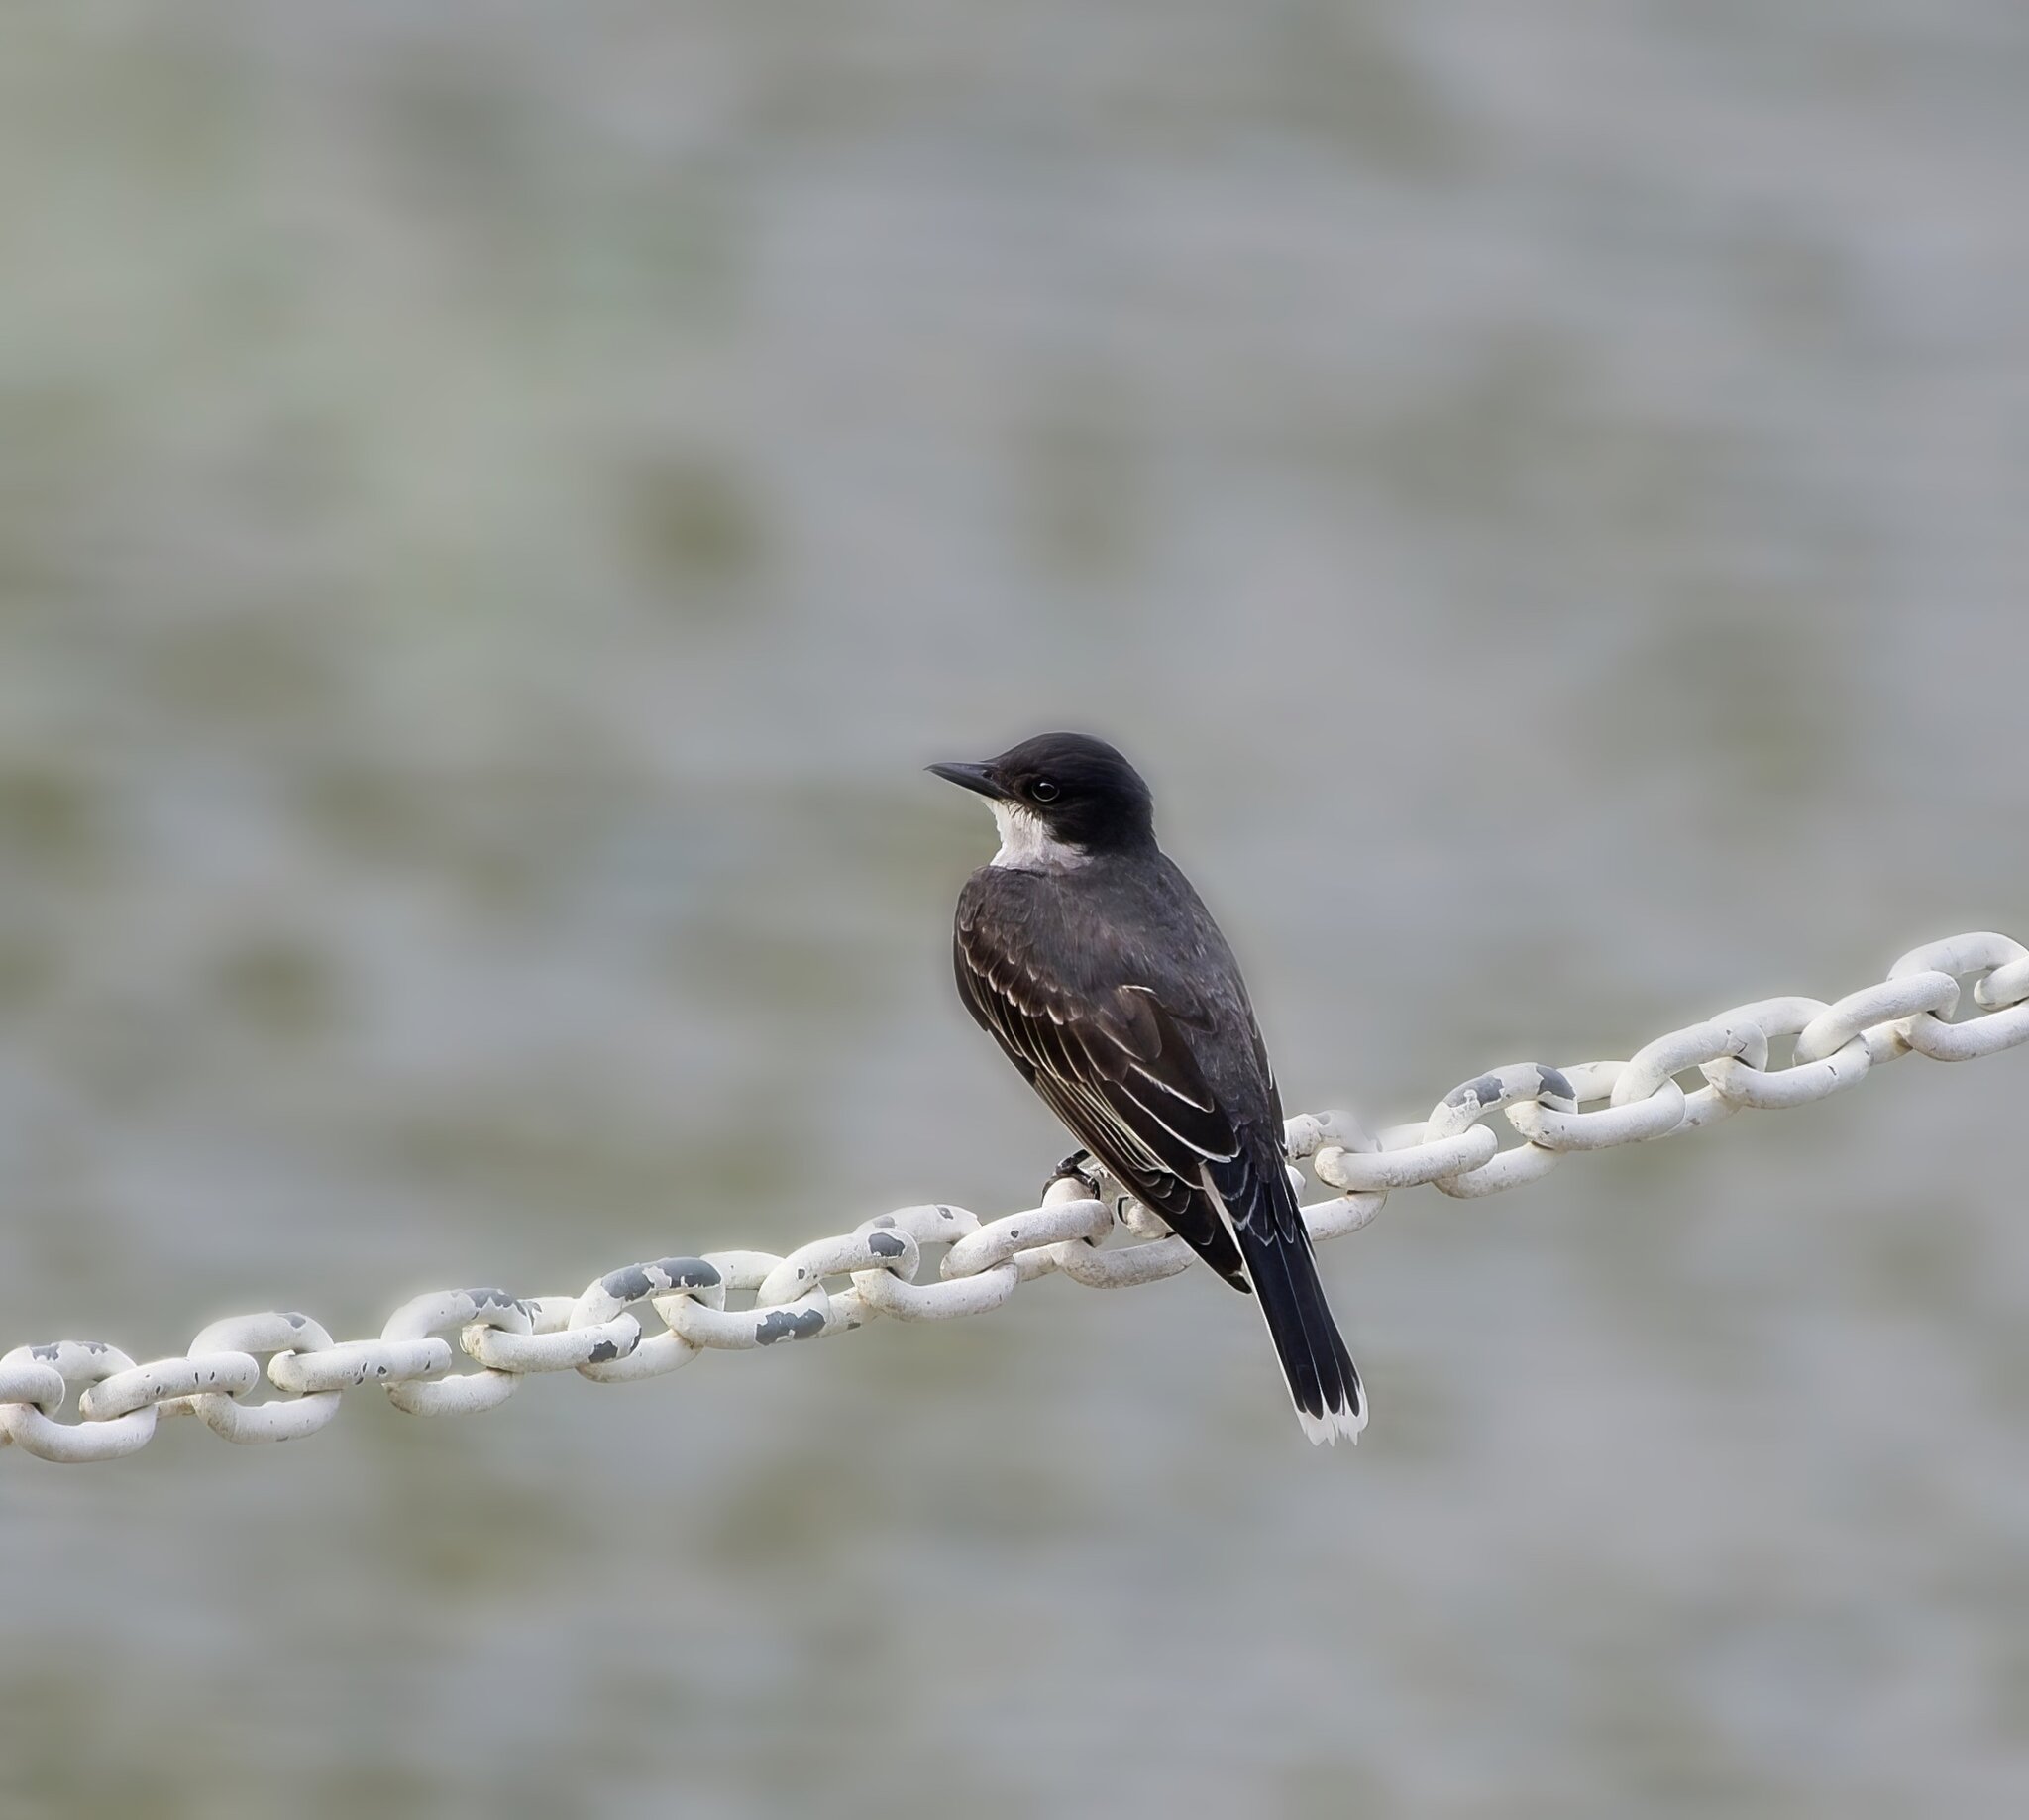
[955,890,1246,1271]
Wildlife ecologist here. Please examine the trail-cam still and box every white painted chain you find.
[5,930,2025,1464]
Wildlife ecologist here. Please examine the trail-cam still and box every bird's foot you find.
[1045,1148,1104,1202]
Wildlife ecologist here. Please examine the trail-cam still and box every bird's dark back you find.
[957,849,1283,1132]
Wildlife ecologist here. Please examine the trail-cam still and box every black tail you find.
[1236,1217,1366,1445]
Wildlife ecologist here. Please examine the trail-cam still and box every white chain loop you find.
[0,1342,158,1462]
[945,1187,1114,1281]
[661,1251,835,1348]
[1510,1058,1685,1150]
[181,1313,346,1443]
[379,1290,533,1417]
[0,1354,66,1412]
[1976,956,2029,1011]
[80,1350,264,1422]
[1423,1063,1575,1197]
[1700,997,1870,1108]
[570,1256,722,1383]
[463,1296,641,1375]
[4,929,2024,1462]
[1796,972,1959,1065]
[1888,934,2029,1060]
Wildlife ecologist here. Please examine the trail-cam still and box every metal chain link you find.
[5,930,2025,1464]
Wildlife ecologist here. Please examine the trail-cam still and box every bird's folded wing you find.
[954,913,1241,1230]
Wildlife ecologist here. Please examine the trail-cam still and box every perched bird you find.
[931,732,1365,1444]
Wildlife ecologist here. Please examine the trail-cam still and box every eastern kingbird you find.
[931,731,1365,1445]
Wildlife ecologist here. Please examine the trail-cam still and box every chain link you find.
[6,930,2025,1464]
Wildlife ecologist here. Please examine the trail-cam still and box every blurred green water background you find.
[4,3,2028,1815]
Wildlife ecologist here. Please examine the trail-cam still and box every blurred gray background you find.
[4,3,2027,1816]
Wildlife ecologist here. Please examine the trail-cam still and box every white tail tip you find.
[1297,1392,1367,1446]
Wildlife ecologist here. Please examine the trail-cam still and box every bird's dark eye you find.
[1029,778,1061,803]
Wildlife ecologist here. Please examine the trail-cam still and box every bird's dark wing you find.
[954,886,1248,1282]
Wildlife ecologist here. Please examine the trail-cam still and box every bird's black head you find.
[929,731,1156,859]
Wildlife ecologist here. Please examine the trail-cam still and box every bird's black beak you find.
[927,760,1012,801]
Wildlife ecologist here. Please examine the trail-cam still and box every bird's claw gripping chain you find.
[5,931,2026,1463]
[1042,1148,1149,1231]
[1047,1149,1102,1198]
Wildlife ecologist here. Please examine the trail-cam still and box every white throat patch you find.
[988,801,1089,872]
